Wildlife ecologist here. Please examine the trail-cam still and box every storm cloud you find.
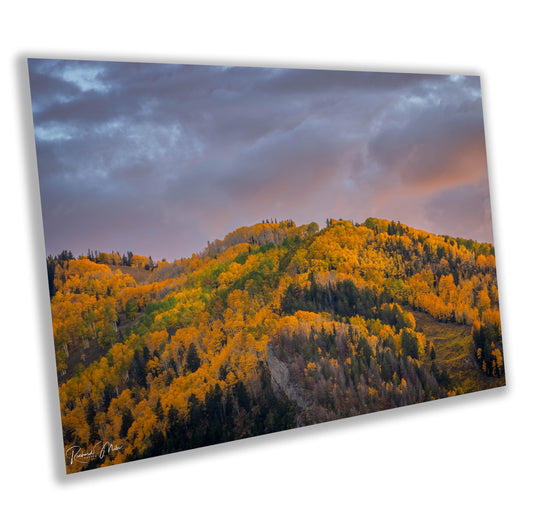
[28,59,493,260]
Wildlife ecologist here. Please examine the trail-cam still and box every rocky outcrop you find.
[266,344,310,417]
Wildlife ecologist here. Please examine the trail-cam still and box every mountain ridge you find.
[47,217,504,473]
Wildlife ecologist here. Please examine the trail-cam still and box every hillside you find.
[47,218,504,473]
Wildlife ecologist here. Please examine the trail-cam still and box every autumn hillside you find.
[47,218,504,473]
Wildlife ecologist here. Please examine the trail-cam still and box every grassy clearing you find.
[412,310,505,394]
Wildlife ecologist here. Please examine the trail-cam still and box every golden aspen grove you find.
[48,218,503,473]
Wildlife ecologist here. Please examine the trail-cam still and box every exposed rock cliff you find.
[266,344,309,425]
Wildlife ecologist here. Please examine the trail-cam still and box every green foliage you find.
[307,222,319,234]
[125,298,138,320]
[472,320,504,377]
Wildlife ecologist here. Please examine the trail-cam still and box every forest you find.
[47,218,504,473]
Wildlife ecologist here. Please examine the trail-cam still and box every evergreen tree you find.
[186,343,201,373]
[120,408,134,438]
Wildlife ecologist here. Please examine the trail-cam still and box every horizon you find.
[47,216,494,263]
[29,60,494,260]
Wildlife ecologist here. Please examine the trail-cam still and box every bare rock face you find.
[266,344,310,420]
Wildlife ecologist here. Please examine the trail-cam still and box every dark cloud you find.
[366,95,487,196]
[423,179,493,242]
[28,59,493,260]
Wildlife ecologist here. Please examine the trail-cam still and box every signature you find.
[66,441,123,465]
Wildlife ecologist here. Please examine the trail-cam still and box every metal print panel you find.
[28,59,504,474]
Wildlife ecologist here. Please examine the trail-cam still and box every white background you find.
[1,1,531,514]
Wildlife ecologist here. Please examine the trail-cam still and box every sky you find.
[28,59,493,261]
